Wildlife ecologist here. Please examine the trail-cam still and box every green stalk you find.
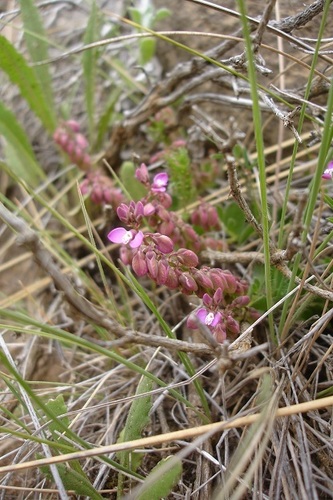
[237,0,274,337]
[278,0,333,336]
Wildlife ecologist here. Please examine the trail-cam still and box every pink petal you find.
[107,227,128,243]
[153,172,168,186]
[129,230,144,248]
[152,172,169,192]
[196,308,208,323]
[322,161,333,180]
[211,311,222,327]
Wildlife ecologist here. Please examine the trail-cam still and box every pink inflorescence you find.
[106,164,256,343]
[53,120,91,170]
[80,170,125,208]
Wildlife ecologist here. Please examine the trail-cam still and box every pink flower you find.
[187,307,222,329]
[107,228,143,248]
[151,172,169,193]
[196,308,222,327]
[322,161,333,180]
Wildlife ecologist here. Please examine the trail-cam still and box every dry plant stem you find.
[0,395,332,474]
[252,0,277,51]
[105,0,332,164]
[0,203,211,356]
[226,160,333,304]
[270,0,333,33]
[259,91,302,143]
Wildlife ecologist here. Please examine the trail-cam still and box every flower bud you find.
[208,269,227,291]
[178,273,198,293]
[164,267,179,289]
[132,251,148,277]
[158,192,172,208]
[202,293,213,308]
[117,204,130,223]
[159,220,175,236]
[186,313,199,329]
[119,246,133,266]
[231,295,250,308]
[75,133,89,150]
[222,271,237,294]
[135,163,150,184]
[66,120,80,132]
[151,234,174,254]
[90,185,103,204]
[213,287,223,305]
[225,315,240,335]
[174,249,199,267]
[192,270,214,290]
[146,251,159,279]
[156,260,169,285]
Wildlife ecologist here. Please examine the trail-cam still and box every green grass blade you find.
[237,0,274,337]
[94,87,121,150]
[0,101,45,185]
[0,309,193,413]
[0,35,55,132]
[18,0,55,120]
[0,343,143,479]
[82,0,99,143]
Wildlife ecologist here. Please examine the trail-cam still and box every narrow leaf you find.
[137,456,182,500]
[117,374,153,472]
[0,101,44,185]
[0,35,55,132]
[18,0,55,119]
[139,38,156,65]
[119,161,147,200]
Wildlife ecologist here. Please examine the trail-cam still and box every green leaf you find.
[128,7,142,25]
[82,0,99,142]
[0,35,55,132]
[45,395,71,438]
[119,161,147,200]
[0,101,45,185]
[139,38,156,65]
[137,456,182,500]
[219,201,254,244]
[18,0,55,120]
[40,462,104,499]
[117,374,153,473]
[117,373,153,496]
[154,8,171,23]
[324,194,333,211]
